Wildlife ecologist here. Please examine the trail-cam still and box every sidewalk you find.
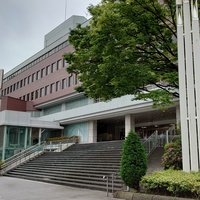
[0,176,124,200]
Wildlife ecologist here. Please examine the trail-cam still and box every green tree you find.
[64,0,178,108]
[120,130,147,190]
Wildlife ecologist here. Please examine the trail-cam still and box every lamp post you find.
[176,0,200,172]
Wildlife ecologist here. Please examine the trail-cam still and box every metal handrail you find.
[143,131,158,156]
[0,142,45,175]
[0,137,78,175]
[143,125,177,156]
[45,136,79,145]
[43,136,79,152]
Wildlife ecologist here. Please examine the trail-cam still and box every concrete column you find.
[29,128,32,145]
[125,114,135,137]
[39,128,42,145]
[61,103,66,111]
[88,121,97,143]
[24,127,28,149]
[176,0,200,171]
[2,126,7,161]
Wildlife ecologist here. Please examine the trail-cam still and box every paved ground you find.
[0,177,124,200]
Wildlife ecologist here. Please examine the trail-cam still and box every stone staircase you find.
[4,140,124,191]
[146,147,164,175]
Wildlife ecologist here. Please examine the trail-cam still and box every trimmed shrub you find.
[120,130,147,190]
[140,170,200,198]
[162,138,182,170]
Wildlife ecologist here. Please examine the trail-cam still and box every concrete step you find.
[6,171,122,184]
[8,168,121,178]
[11,167,120,175]
[4,141,124,192]
[15,165,120,171]
[5,173,123,191]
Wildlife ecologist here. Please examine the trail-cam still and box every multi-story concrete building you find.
[0,15,179,161]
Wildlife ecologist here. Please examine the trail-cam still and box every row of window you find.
[3,41,69,83]
[18,75,77,101]
[3,59,68,96]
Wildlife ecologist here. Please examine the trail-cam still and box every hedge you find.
[140,170,200,198]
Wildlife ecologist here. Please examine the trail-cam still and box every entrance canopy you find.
[0,110,63,129]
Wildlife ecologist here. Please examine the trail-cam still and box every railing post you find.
[166,130,169,144]
[155,130,158,147]
[112,174,114,195]
[103,175,109,197]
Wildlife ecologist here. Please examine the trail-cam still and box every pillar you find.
[24,127,28,149]
[2,126,7,161]
[176,0,200,171]
[61,103,65,111]
[88,120,97,143]
[29,127,32,145]
[125,114,135,137]
[39,128,42,145]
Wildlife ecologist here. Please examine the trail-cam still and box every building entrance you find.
[97,118,125,142]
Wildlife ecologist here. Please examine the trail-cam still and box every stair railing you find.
[43,136,79,152]
[0,142,45,175]
[143,131,159,156]
[168,124,178,142]
[143,125,178,156]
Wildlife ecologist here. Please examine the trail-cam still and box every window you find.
[75,74,80,85]
[7,87,9,94]
[52,63,56,72]
[13,84,16,91]
[20,79,23,88]
[41,68,45,78]
[9,127,18,144]
[57,60,62,70]
[28,75,31,84]
[56,81,60,91]
[31,92,34,100]
[45,85,49,95]
[35,90,39,99]
[62,78,67,89]
[63,59,68,67]
[68,75,74,87]
[50,83,55,93]
[40,88,44,97]
[46,65,50,75]
[27,94,30,101]
[24,77,27,86]
[32,73,35,82]
[36,71,40,80]
[10,85,12,93]
[16,82,19,90]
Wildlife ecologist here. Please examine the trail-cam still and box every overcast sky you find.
[0,0,100,74]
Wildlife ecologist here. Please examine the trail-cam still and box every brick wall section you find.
[0,96,37,112]
[1,96,26,111]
